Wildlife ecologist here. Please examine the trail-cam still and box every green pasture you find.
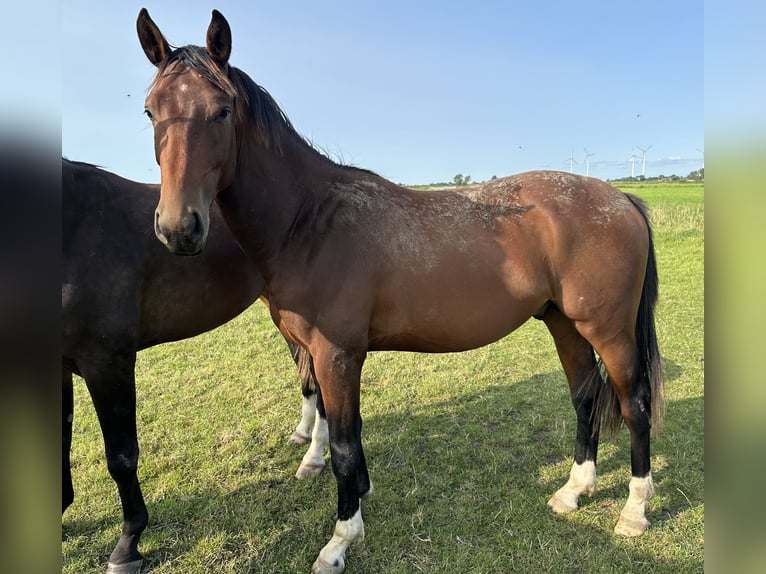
[63,182,704,573]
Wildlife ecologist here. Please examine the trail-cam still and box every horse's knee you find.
[328,438,366,503]
[329,445,360,478]
[106,449,139,481]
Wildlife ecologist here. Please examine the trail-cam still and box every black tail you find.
[289,340,317,396]
[595,193,665,437]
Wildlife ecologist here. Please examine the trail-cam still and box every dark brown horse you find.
[62,158,324,574]
[137,9,664,573]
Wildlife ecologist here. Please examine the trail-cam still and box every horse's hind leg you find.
[543,307,600,514]
[296,384,329,479]
[81,354,148,574]
[63,368,74,513]
[287,340,318,445]
[292,385,317,445]
[284,340,328,479]
[586,330,655,536]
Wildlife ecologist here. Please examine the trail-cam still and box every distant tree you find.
[490,175,498,180]
[453,174,472,187]
[687,168,704,180]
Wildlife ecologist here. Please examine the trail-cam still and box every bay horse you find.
[62,158,327,574]
[137,9,664,573]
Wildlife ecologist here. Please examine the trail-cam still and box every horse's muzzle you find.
[154,210,206,255]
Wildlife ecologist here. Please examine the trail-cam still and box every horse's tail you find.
[290,341,317,395]
[595,193,665,437]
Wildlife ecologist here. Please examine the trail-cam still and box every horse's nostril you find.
[192,211,203,238]
[154,211,170,245]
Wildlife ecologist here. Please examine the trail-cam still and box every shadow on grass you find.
[64,357,702,573]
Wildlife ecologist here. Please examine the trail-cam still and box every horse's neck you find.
[218,140,341,271]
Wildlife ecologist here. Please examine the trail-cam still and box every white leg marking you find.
[290,394,317,444]
[361,478,374,499]
[296,414,328,479]
[311,509,364,574]
[548,460,597,514]
[614,473,654,536]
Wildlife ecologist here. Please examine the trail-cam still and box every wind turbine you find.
[629,151,638,178]
[636,145,653,177]
[584,147,595,177]
[566,149,578,173]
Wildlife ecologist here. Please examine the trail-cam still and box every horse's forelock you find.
[147,44,348,166]
[149,45,239,101]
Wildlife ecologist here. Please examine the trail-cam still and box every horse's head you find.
[137,9,237,255]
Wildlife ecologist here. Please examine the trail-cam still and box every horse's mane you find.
[150,45,376,175]
[62,157,102,170]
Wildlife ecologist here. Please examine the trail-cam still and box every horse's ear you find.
[206,9,232,68]
[137,8,170,66]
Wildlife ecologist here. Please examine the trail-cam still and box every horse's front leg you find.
[311,345,369,574]
[63,368,75,512]
[81,354,148,574]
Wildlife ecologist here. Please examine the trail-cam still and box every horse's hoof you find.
[547,493,578,514]
[106,558,143,574]
[290,431,311,445]
[311,555,345,574]
[614,515,649,536]
[296,461,325,479]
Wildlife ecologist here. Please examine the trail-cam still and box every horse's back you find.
[362,171,650,351]
[63,160,149,366]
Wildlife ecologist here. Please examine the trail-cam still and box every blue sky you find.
[62,1,703,184]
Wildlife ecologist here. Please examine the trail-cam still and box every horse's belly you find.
[368,286,539,353]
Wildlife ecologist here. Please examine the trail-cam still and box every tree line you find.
[437,168,704,187]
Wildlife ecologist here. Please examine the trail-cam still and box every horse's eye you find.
[217,107,231,120]
[144,109,154,120]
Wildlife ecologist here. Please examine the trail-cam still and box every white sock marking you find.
[548,460,597,513]
[301,415,328,467]
[291,394,317,442]
[313,509,364,573]
[615,472,654,535]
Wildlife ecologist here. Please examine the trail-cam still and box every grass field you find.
[63,182,704,573]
